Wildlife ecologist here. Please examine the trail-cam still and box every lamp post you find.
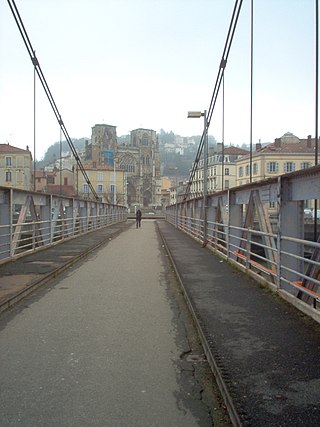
[113,158,116,205]
[188,110,208,243]
[169,167,178,227]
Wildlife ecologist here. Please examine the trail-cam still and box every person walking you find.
[136,209,142,228]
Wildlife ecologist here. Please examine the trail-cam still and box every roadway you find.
[0,220,230,427]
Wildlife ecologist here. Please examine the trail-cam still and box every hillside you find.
[37,131,220,179]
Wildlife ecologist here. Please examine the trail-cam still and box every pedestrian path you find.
[0,220,223,427]
[157,221,320,426]
[2,219,320,426]
[0,221,132,313]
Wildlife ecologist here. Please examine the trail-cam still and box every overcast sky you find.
[0,0,316,160]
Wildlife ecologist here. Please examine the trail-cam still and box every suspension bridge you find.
[1,0,320,426]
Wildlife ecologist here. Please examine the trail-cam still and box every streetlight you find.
[113,158,116,205]
[187,110,208,244]
[168,167,178,227]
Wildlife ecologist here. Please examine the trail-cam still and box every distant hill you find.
[37,131,220,179]
[37,138,89,168]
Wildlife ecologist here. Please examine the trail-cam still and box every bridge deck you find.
[1,220,320,426]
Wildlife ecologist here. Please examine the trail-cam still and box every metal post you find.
[222,74,225,190]
[187,110,208,243]
[175,171,178,227]
[113,159,116,205]
[315,0,319,241]
[249,0,253,183]
[33,53,36,191]
[203,110,208,243]
[60,128,62,195]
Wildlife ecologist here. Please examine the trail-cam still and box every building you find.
[190,145,248,196]
[83,125,161,209]
[235,133,317,187]
[76,163,125,204]
[0,143,33,190]
[35,168,76,197]
[89,124,117,166]
[117,128,162,209]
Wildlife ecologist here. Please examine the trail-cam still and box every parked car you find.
[304,209,320,219]
[304,209,313,218]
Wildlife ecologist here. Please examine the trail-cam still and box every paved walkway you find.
[1,219,320,426]
[157,221,320,426]
[0,220,220,427]
[0,221,132,313]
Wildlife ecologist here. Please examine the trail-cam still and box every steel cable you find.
[7,0,99,200]
[184,0,243,200]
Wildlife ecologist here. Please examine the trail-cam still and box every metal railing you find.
[0,187,127,263]
[166,166,320,318]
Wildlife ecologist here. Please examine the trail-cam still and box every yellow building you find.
[76,163,125,205]
[236,133,316,187]
[235,133,318,214]
[161,176,172,191]
[0,144,33,190]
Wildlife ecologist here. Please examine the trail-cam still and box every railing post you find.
[279,177,304,290]
[0,189,12,260]
[246,228,251,271]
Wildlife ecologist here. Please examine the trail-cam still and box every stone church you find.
[86,124,161,209]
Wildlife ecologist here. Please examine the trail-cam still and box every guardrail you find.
[0,187,127,263]
[166,166,320,320]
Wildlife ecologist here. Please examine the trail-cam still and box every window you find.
[110,184,115,194]
[239,166,243,177]
[97,184,104,193]
[97,172,104,181]
[245,164,250,176]
[47,176,55,184]
[17,156,24,167]
[225,168,230,176]
[225,180,230,189]
[214,167,216,176]
[269,201,276,209]
[253,163,258,175]
[5,157,12,167]
[64,177,68,186]
[267,162,279,173]
[17,171,23,182]
[283,162,295,173]
[6,171,12,182]
[83,183,89,193]
[300,162,311,170]
[213,177,217,190]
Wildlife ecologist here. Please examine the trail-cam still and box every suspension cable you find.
[183,0,243,200]
[7,0,99,200]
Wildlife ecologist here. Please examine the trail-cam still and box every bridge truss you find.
[166,165,320,322]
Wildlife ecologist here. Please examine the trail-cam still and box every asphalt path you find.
[0,221,230,427]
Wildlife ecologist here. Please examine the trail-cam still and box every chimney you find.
[274,138,281,147]
[307,134,312,148]
[256,142,262,151]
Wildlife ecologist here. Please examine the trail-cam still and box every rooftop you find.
[0,144,31,155]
